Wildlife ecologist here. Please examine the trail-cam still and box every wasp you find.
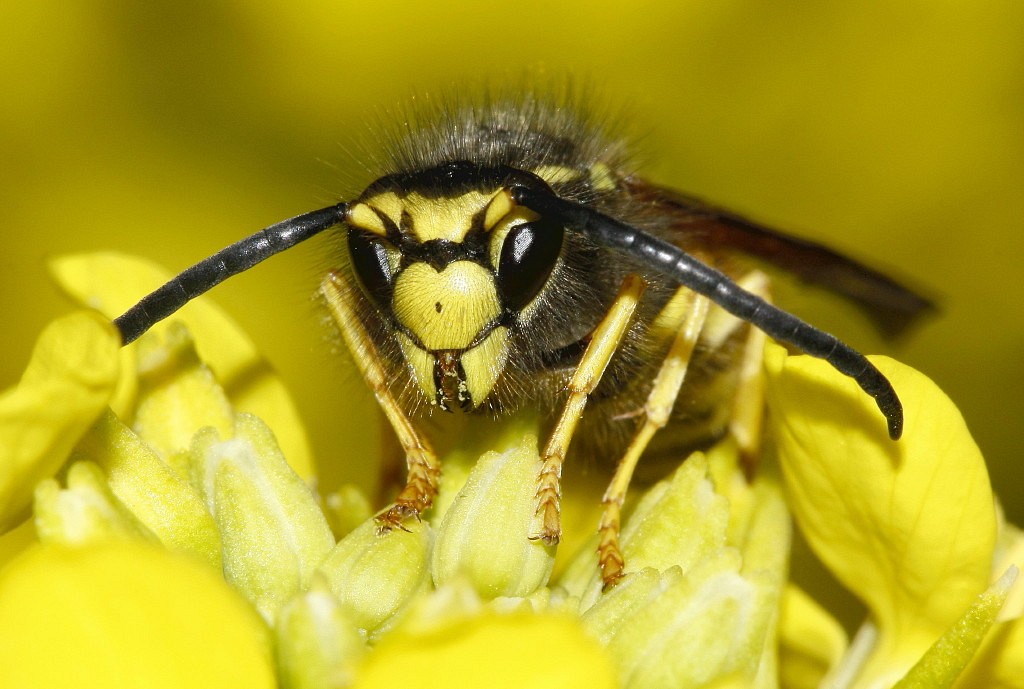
[114,97,930,586]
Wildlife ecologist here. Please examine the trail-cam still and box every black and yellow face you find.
[344,165,569,412]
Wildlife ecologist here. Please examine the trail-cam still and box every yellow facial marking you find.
[369,191,404,226]
[460,326,509,406]
[405,191,491,242]
[397,331,436,403]
[357,189,511,242]
[483,189,515,231]
[392,261,500,350]
[347,202,389,237]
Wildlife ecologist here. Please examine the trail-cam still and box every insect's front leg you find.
[321,271,441,530]
[531,274,646,545]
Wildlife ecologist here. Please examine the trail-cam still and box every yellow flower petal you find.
[764,345,996,680]
[352,610,616,689]
[0,519,36,570]
[894,567,1017,689]
[778,584,849,689]
[0,543,274,689]
[0,312,119,530]
[50,252,314,478]
[958,613,1024,689]
[959,522,1024,689]
[992,519,1024,621]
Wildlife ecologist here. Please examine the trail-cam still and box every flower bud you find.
[190,413,335,622]
[34,461,153,545]
[578,447,786,688]
[431,433,555,599]
[71,409,222,569]
[275,576,366,689]
[317,516,433,634]
[132,322,234,467]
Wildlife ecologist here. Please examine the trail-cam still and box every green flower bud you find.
[579,445,787,688]
[431,433,555,599]
[71,409,222,569]
[190,413,335,622]
[317,516,433,635]
[132,323,234,468]
[34,461,154,545]
[275,576,366,689]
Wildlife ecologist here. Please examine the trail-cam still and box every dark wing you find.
[626,179,935,338]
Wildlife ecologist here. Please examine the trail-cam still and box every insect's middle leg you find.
[597,288,711,587]
[320,271,441,531]
[597,269,771,587]
[531,275,646,545]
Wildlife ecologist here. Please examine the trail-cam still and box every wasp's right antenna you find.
[114,203,348,345]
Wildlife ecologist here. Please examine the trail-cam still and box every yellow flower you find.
[765,344,1024,689]
[0,312,119,532]
[1,253,1021,688]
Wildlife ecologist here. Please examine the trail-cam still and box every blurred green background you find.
[2,0,1022,530]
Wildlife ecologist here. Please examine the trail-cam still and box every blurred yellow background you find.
[2,0,1022,530]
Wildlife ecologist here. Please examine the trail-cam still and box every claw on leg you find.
[531,276,645,549]
[321,271,442,537]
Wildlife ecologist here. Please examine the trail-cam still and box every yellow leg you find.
[597,289,711,587]
[727,272,770,463]
[320,272,441,531]
[697,269,771,463]
[531,274,646,545]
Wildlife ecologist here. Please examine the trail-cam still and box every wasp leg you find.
[321,271,441,531]
[597,288,711,588]
[694,269,770,467]
[597,269,771,587]
[531,274,646,546]
[724,271,770,464]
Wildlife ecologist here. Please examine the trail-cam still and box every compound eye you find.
[347,229,394,307]
[496,218,564,312]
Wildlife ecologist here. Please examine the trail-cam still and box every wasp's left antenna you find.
[114,203,348,345]
[511,186,904,440]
